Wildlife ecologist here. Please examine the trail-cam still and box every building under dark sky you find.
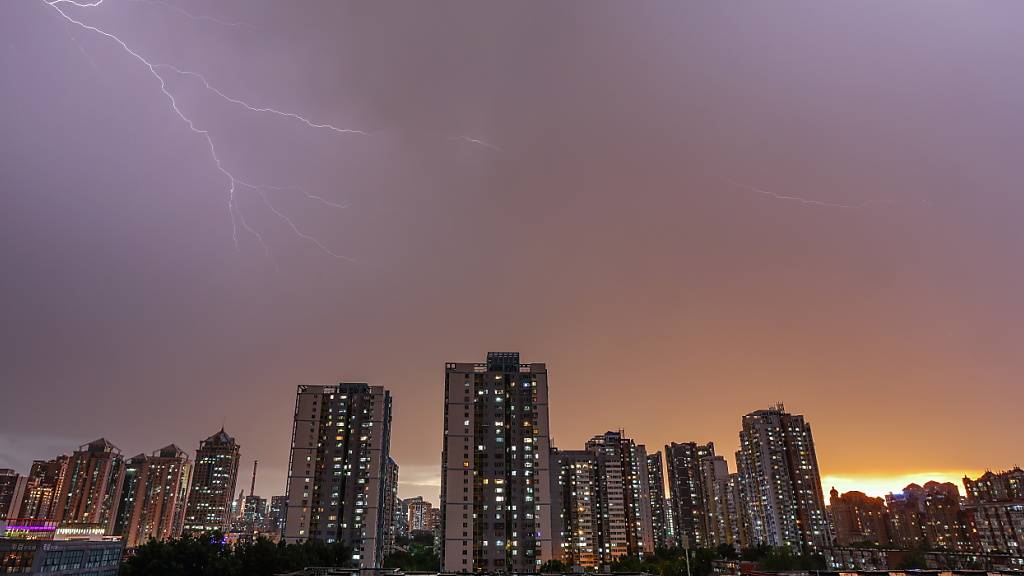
[284,383,393,569]
[440,352,554,573]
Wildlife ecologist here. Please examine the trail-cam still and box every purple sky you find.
[2,0,1023,501]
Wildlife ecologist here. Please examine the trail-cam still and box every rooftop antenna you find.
[250,459,259,495]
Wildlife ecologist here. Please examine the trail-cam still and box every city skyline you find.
[2,352,1021,570]
[4,0,1023,517]
[0,375,1001,505]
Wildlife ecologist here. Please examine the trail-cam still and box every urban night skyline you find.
[3,0,1023,515]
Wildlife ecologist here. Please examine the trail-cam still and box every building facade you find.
[407,497,433,533]
[0,537,123,576]
[700,453,734,547]
[735,404,831,553]
[266,495,288,535]
[964,469,1024,556]
[182,428,241,534]
[0,470,27,521]
[116,445,192,547]
[646,452,670,549]
[381,457,399,556]
[829,488,891,547]
[17,458,69,522]
[53,439,125,534]
[553,449,601,568]
[284,383,393,569]
[665,441,715,548]
[584,432,654,559]
[886,482,976,553]
[440,352,554,573]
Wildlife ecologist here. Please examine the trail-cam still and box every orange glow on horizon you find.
[822,470,984,498]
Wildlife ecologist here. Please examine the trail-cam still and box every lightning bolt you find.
[125,0,258,30]
[154,64,367,136]
[41,0,360,260]
[458,136,502,152]
[723,178,933,210]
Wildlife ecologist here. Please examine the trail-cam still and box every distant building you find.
[552,449,601,568]
[584,432,654,558]
[700,453,734,547]
[113,445,192,547]
[266,495,288,535]
[381,458,399,556]
[428,508,441,539]
[646,452,671,549]
[725,473,749,548]
[183,428,241,534]
[886,482,976,552]
[241,495,267,534]
[665,441,715,548]
[551,431,654,568]
[53,439,125,534]
[0,470,27,521]
[829,488,891,547]
[734,404,831,553]
[664,496,677,546]
[963,469,1024,556]
[17,457,69,522]
[439,352,555,573]
[965,468,1024,503]
[283,383,393,569]
[406,497,432,533]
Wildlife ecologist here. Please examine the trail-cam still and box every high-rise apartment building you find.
[699,453,733,547]
[664,441,715,548]
[266,495,288,535]
[663,497,677,547]
[551,432,654,568]
[284,383,393,569]
[112,445,193,547]
[382,457,400,556]
[53,439,126,533]
[0,470,27,521]
[440,352,554,573]
[553,449,601,568]
[183,428,241,534]
[725,473,749,548]
[584,432,654,558]
[829,488,891,547]
[241,495,267,533]
[17,457,69,521]
[885,489,926,549]
[735,405,830,553]
[963,469,1024,556]
[965,468,1024,503]
[886,482,977,553]
[112,454,145,539]
[646,452,670,549]
[407,497,433,533]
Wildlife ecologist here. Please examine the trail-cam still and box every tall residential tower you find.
[440,352,554,573]
[735,404,830,553]
[284,383,393,569]
[183,429,241,534]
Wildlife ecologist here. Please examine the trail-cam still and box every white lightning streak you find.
[458,135,502,152]
[126,0,258,29]
[43,0,352,260]
[245,185,354,262]
[52,0,105,6]
[725,178,880,210]
[237,180,349,210]
[155,64,367,135]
